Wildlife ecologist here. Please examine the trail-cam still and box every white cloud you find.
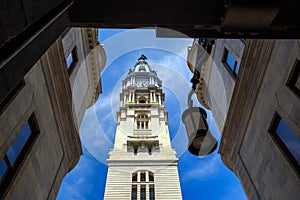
[182,153,219,182]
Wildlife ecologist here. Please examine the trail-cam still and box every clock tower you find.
[104,55,182,200]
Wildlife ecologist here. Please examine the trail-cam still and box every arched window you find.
[131,171,155,200]
[138,96,147,103]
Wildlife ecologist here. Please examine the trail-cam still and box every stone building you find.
[104,55,182,200]
[188,39,300,199]
[0,28,106,199]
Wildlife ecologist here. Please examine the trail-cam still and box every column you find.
[153,92,156,102]
[129,92,132,102]
[146,185,149,200]
[146,171,149,182]
[132,91,135,102]
[158,94,161,104]
[124,94,127,105]
[138,171,141,182]
[150,92,153,102]
[137,185,141,200]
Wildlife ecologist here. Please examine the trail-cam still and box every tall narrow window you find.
[287,59,300,98]
[0,114,39,198]
[269,113,300,176]
[150,185,155,200]
[222,48,240,76]
[66,46,78,74]
[140,185,146,200]
[134,148,138,156]
[131,185,137,200]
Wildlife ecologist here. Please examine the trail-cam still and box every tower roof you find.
[130,54,153,73]
[124,55,162,88]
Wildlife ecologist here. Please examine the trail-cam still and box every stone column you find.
[124,94,127,105]
[146,184,149,200]
[129,92,131,102]
[153,92,156,102]
[137,185,140,200]
[138,171,141,182]
[158,94,161,104]
[132,91,135,102]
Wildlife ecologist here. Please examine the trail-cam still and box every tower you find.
[104,55,182,200]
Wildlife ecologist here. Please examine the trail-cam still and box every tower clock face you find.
[137,81,149,87]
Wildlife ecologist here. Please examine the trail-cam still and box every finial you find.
[138,54,147,61]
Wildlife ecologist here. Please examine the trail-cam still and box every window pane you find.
[226,52,236,71]
[149,173,154,182]
[141,172,145,182]
[276,119,300,164]
[0,158,8,179]
[7,122,31,165]
[295,76,300,91]
[150,185,155,200]
[132,173,137,182]
[66,53,73,68]
[131,185,137,200]
[235,63,240,75]
[140,186,146,200]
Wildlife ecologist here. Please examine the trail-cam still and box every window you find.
[137,114,149,129]
[66,46,78,74]
[131,171,155,200]
[132,173,137,182]
[131,185,137,200]
[222,48,240,76]
[140,185,146,200]
[140,172,146,182]
[269,113,300,176]
[149,172,154,182]
[134,148,138,156]
[0,114,39,198]
[150,185,155,200]
[148,147,152,155]
[287,59,300,97]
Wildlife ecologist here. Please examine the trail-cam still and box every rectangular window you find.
[150,185,155,200]
[66,46,78,74]
[0,114,39,198]
[269,113,300,176]
[131,185,137,200]
[134,148,137,156]
[222,48,240,76]
[287,59,300,98]
[140,185,146,200]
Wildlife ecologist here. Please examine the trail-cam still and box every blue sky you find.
[57,28,246,200]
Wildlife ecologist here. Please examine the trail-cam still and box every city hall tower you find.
[104,55,182,200]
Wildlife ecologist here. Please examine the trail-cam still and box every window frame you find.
[66,46,79,75]
[287,59,300,98]
[268,112,300,177]
[222,48,240,77]
[0,114,39,198]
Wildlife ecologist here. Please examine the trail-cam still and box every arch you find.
[138,96,147,103]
